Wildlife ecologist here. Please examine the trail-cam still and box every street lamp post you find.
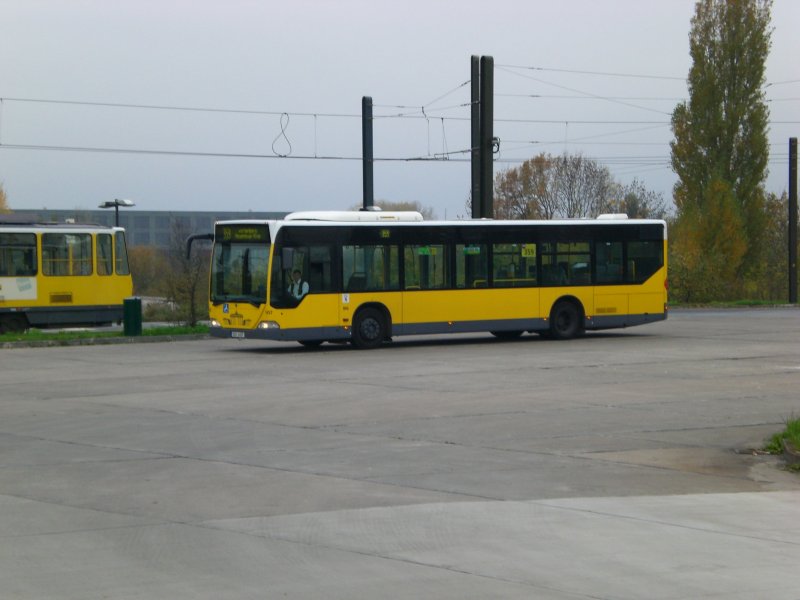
[98,199,135,227]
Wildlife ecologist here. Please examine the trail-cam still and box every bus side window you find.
[626,241,663,283]
[456,244,487,289]
[490,243,537,288]
[308,245,334,293]
[343,244,399,292]
[404,244,447,290]
[596,241,624,284]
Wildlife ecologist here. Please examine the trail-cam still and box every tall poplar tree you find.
[670,0,772,299]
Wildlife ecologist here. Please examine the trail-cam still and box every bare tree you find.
[165,219,209,327]
[493,154,549,219]
[495,153,621,220]
[549,154,616,218]
[614,179,669,219]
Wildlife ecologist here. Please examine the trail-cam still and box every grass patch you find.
[670,300,786,309]
[0,324,208,344]
[0,329,119,343]
[764,416,800,455]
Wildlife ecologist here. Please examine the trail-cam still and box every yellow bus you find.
[0,219,133,333]
[200,210,667,348]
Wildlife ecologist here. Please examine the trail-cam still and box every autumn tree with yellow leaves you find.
[0,184,11,214]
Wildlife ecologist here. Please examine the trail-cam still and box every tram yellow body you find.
[0,220,133,333]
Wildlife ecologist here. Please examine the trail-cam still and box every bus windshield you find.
[211,242,270,305]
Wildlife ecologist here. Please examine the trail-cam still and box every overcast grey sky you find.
[1,0,798,219]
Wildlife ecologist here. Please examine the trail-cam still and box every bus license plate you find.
[231,331,245,338]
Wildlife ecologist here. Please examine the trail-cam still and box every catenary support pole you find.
[479,55,494,219]
[362,96,374,210]
[789,137,797,304]
[471,56,481,219]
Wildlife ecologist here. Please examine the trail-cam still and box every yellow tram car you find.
[0,218,133,333]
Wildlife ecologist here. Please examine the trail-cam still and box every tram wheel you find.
[0,314,29,335]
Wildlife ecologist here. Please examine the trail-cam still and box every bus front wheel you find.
[352,308,385,350]
[549,300,583,340]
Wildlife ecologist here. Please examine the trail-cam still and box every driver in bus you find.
[288,269,309,300]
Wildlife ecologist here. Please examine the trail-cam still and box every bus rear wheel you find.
[549,300,583,340]
[352,308,385,350]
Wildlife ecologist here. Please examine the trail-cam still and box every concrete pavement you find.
[1,308,799,598]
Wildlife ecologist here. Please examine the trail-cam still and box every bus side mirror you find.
[186,233,214,259]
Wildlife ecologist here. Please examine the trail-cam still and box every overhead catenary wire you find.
[0,96,363,119]
[2,61,795,212]
[496,64,687,81]
[6,94,795,126]
[497,64,798,90]
[496,66,676,116]
[1,68,797,170]
[497,93,690,101]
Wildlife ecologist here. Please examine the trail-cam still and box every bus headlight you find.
[257,321,280,330]
[210,319,221,328]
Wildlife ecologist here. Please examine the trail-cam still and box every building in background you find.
[10,209,287,247]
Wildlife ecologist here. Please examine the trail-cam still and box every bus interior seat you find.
[542,265,567,284]
[347,273,367,291]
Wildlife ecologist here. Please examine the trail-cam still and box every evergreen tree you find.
[670,0,772,297]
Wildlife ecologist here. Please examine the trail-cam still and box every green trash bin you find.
[123,297,142,336]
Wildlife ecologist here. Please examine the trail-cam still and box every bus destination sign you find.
[218,225,270,243]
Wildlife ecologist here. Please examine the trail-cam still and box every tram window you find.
[97,234,113,276]
[0,233,37,277]
[115,232,130,275]
[43,233,92,276]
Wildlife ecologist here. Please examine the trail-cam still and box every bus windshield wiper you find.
[214,294,264,306]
